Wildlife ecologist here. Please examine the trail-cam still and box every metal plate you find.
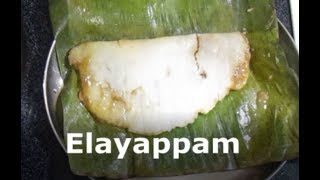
[43,20,298,180]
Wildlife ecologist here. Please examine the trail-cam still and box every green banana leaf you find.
[49,0,299,178]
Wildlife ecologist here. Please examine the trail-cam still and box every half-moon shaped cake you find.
[69,32,250,135]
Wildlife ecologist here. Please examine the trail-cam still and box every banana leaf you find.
[49,0,299,178]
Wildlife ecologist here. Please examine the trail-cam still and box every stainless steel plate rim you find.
[43,19,298,179]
